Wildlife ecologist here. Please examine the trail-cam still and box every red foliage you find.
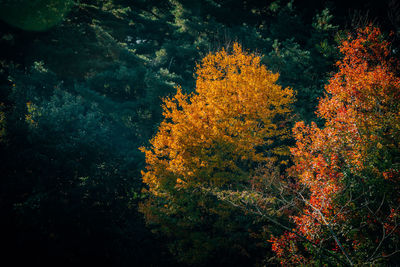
[270,26,400,265]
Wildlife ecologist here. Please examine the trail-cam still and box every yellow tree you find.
[140,43,294,264]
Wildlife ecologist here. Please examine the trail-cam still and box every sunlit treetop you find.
[141,43,294,193]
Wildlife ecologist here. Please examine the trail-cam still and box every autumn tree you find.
[140,43,294,265]
[270,26,400,265]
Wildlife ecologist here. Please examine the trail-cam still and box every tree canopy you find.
[1,0,400,266]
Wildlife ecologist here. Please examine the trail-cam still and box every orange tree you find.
[270,26,400,265]
[140,43,294,265]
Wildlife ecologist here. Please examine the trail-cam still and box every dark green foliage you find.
[262,5,338,122]
[144,189,268,266]
[0,65,173,266]
[0,0,73,31]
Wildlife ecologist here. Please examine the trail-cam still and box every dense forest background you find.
[0,0,399,266]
